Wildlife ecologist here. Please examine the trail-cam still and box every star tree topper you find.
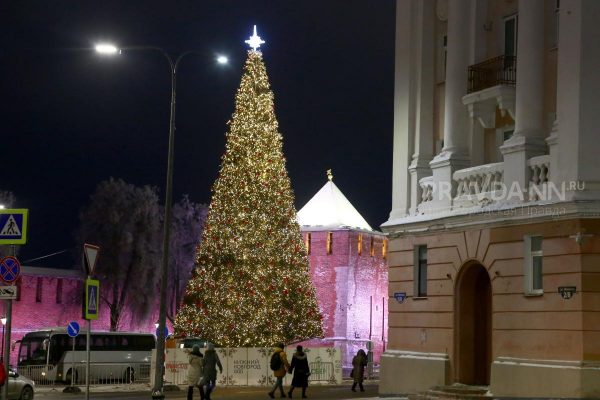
[245,25,265,51]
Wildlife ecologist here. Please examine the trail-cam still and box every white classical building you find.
[381,0,600,398]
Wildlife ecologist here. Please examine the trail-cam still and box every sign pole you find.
[1,245,16,400]
[86,316,90,400]
[81,244,100,400]
[63,321,81,393]
[72,337,75,387]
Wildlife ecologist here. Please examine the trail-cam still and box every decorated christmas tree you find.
[175,30,323,347]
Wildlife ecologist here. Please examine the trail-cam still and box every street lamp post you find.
[95,44,227,400]
[0,317,6,362]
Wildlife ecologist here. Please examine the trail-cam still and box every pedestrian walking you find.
[268,342,290,398]
[187,345,205,400]
[202,343,223,400]
[351,349,367,392]
[287,345,310,398]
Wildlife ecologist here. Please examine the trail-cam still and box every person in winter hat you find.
[351,349,368,392]
[268,342,290,398]
[187,345,205,400]
[202,343,223,400]
[287,345,310,398]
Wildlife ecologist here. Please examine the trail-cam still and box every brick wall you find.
[303,228,388,366]
[2,267,163,365]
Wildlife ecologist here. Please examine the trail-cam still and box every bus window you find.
[49,334,69,364]
[76,336,86,351]
[31,341,47,362]
[132,335,155,350]
[104,335,117,350]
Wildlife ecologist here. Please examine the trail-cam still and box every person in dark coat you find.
[287,345,310,398]
[202,343,222,400]
[351,349,367,392]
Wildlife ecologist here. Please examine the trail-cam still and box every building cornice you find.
[382,200,600,237]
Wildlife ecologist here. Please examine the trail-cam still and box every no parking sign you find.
[0,256,21,283]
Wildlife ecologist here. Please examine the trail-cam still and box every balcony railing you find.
[468,55,516,93]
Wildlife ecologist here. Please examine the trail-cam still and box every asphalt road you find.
[35,384,383,400]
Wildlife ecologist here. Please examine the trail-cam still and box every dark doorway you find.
[455,263,492,385]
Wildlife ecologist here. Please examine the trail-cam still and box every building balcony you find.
[453,162,504,208]
[415,157,551,216]
[467,55,516,94]
[462,55,516,128]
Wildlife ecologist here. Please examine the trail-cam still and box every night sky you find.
[1,1,396,268]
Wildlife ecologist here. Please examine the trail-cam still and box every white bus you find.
[17,328,155,384]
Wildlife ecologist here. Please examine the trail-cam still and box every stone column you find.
[389,0,416,220]
[500,0,546,202]
[408,0,435,214]
[468,0,488,167]
[429,0,471,210]
[552,0,600,200]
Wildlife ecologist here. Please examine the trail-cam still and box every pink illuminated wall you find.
[3,266,164,365]
[300,229,388,369]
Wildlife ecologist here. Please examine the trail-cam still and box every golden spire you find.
[327,169,333,181]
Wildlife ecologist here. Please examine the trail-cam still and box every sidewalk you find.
[35,381,409,400]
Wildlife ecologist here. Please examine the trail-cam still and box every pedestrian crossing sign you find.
[84,278,100,320]
[0,209,28,244]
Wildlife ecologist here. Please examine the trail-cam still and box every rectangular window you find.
[357,234,363,255]
[413,245,428,297]
[326,232,333,255]
[56,279,63,304]
[524,235,543,295]
[36,277,43,302]
[305,233,311,255]
[503,14,518,57]
[370,236,375,257]
[382,239,388,259]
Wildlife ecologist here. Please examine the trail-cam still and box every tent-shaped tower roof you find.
[297,170,373,231]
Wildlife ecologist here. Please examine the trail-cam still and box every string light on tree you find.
[175,27,323,347]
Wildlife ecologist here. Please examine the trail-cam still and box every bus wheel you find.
[65,368,78,384]
[124,367,135,383]
[20,385,34,400]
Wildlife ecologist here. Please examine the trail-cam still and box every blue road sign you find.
[155,326,169,339]
[394,292,407,303]
[0,256,21,283]
[0,209,28,244]
[84,279,99,320]
[67,321,81,337]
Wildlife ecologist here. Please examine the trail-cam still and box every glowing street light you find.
[216,55,228,64]
[94,43,119,54]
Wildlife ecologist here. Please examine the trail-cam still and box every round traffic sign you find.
[67,321,81,338]
[155,326,169,339]
[0,256,21,283]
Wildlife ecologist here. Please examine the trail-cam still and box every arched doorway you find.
[455,262,492,385]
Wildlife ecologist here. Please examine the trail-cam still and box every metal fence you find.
[308,357,335,383]
[17,363,151,386]
[467,55,516,93]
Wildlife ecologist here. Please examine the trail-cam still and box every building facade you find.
[381,0,600,398]
[297,175,388,371]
